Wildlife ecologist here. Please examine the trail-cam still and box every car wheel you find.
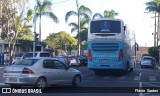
[35,77,47,89]
[72,75,81,87]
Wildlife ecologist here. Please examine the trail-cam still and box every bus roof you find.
[90,18,123,22]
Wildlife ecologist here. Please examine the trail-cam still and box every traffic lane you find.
[0,93,139,96]
[0,67,4,83]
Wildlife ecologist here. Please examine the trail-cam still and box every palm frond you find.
[71,28,77,33]
[80,13,90,22]
[65,11,78,22]
[79,5,92,15]
[43,12,59,23]
[36,0,41,7]
[68,22,78,28]
[41,0,52,12]
[93,13,103,19]
[80,19,88,27]
[145,1,157,12]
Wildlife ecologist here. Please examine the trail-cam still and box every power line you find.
[52,0,72,5]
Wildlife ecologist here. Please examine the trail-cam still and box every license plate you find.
[8,78,18,82]
[101,59,108,62]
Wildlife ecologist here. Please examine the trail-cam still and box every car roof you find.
[24,57,56,60]
[27,52,50,53]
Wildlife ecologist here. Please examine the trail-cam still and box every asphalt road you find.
[0,63,160,96]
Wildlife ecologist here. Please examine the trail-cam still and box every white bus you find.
[87,18,139,74]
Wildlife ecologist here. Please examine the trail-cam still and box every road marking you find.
[139,82,143,96]
[149,76,156,81]
[134,76,140,80]
[134,73,141,81]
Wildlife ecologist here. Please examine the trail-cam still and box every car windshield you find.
[90,20,121,33]
[14,59,39,66]
[143,58,152,61]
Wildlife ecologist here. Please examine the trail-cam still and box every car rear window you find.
[14,59,39,66]
[143,58,152,61]
[23,53,38,58]
[40,53,51,57]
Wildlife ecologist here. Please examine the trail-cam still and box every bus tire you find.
[125,62,129,72]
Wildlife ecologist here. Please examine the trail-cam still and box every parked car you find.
[12,57,21,64]
[140,54,151,65]
[68,55,80,67]
[140,56,155,68]
[53,56,69,65]
[78,55,88,66]
[3,58,82,89]
[20,52,52,59]
[12,52,52,64]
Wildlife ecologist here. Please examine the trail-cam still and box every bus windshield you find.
[90,20,121,33]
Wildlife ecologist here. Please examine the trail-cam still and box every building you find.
[136,47,149,62]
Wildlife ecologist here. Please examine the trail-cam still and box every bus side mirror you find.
[135,42,139,51]
[124,26,126,31]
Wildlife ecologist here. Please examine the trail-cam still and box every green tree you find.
[65,0,92,55]
[148,46,159,59]
[0,0,34,64]
[93,9,118,19]
[17,30,34,52]
[35,0,59,41]
[45,31,77,55]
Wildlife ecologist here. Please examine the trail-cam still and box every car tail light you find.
[88,48,92,61]
[22,68,34,74]
[118,49,123,61]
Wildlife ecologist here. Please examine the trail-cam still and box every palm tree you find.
[93,9,118,19]
[69,19,88,42]
[145,0,160,46]
[145,0,160,13]
[65,0,92,55]
[36,0,59,42]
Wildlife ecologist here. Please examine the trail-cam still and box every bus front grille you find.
[91,43,119,52]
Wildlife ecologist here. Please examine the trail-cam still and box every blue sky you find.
[30,0,154,47]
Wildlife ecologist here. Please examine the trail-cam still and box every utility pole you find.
[154,13,157,47]
[157,14,160,47]
[33,6,37,57]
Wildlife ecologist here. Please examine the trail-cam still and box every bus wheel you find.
[125,62,129,72]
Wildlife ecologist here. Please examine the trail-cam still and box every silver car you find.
[141,56,155,68]
[3,58,82,89]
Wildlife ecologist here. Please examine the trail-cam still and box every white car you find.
[141,56,155,68]
[20,52,52,59]
[12,52,52,64]
[68,56,80,67]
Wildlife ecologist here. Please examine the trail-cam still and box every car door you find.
[42,59,61,84]
[53,60,73,83]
